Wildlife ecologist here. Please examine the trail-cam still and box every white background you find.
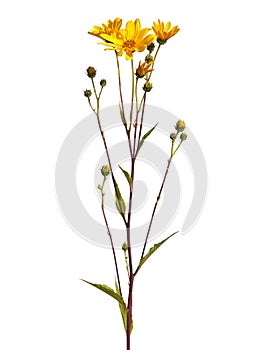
[1,0,263,349]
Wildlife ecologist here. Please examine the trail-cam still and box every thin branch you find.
[115,52,133,157]
[139,139,183,261]
[99,176,122,295]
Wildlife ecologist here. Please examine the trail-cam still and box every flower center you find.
[124,40,136,49]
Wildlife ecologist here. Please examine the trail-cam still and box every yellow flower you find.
[135,61,153,78]
[99,19,157,60]
[152,19,180,44]
[88,18,122,39]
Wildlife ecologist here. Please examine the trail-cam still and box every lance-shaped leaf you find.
[80,279,125,306]
[136,231,178,274]
[113,177,126,215]
[136,123,158,156]
[119,166,132,187]
[115,280,134,334]
[119,103,126,126]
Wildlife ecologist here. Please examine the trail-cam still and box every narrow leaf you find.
[115,196,126,215]
[115,280,134,334]
[119,166,132,187]
[80,279,125,305]
[136,123,158,156]
[119,104,126,125]
[113,177,126,215]
[137,231,178,273]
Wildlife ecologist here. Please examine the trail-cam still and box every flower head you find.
[99,19,157,60]
[136,61,153,78]
[152,19,180,44]
[88,18,123,39]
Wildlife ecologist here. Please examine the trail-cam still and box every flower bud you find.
[101,165,110,177]
[143,82,153,92]
[97,184,103,190]
[100,79,107,87]
[175,120,185,132]
[180,133,188,141]
[170,133,177,140]
[84,89,92,98]
[145,54,153,64]
[86,66,96,78]
[122,242,128,252]
[147,43,155,53]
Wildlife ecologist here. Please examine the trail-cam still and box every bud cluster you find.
[170,120,188,143]
[84,66,107,103]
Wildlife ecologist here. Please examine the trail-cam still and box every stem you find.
[87,79,126,293]
[87,83,127,226]
[126,127,137,350]
[99,176,122,295]
[137,139,183,266]
[129,59,135,132]
[96,111,127,227]
[135,44,162,154]
[126,48,165,342]
[148,43,161,80]
[115,51,126,125]
[136,93,147,153]
[124,249,130,279]
[132,78,140,156]
[115,52,133,157]
[126,274,134,349]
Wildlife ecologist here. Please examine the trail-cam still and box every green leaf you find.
[136,123,158,156]
[119,104,126,125]
[80,279,125,305]
[113,177,126,215]
[115,196,126,215]
[119,166,132,187]
[136,231,178,274]
[115,280,134,334]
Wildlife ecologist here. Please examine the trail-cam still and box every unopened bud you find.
[97,184,103,190]
[84,89,92,98]
[86,66,96,78]
[145,54,153,63]
[170,133,177,140]
[101,165,110,177]
[122,242,128,252]
[100,79,107,87]
[143,81,153,92]
[175,120,185,132]
[147,43,155,53]
[180,133,188,141]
